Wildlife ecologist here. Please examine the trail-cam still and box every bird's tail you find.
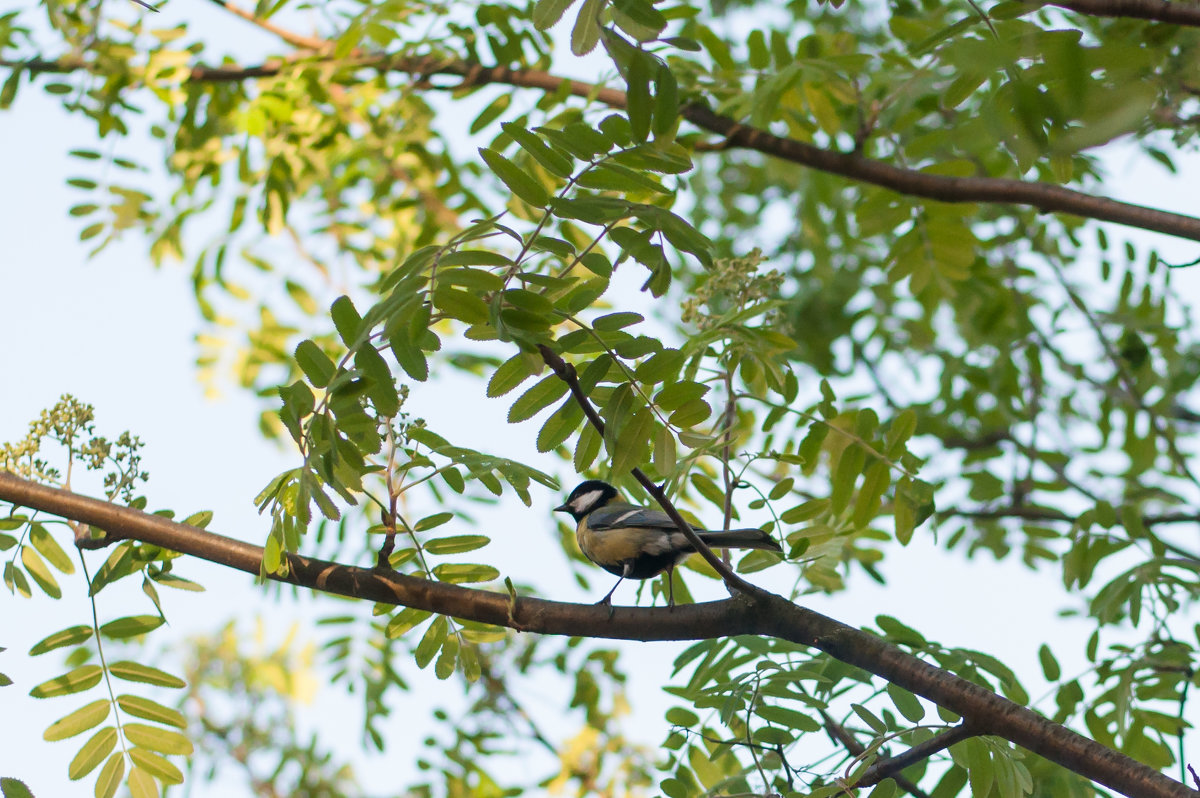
[694,528,782,553]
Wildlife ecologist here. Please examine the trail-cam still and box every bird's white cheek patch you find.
[570,489,604,514]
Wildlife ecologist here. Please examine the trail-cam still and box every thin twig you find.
[819,710,934,798]
[858,723,975,787]
[537,344,757,596]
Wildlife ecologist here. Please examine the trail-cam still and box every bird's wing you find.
[587,503,694,532]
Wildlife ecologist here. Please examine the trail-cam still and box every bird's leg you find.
[666,564,675,611]
[597,575,623,619]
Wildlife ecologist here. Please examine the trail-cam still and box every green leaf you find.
[851,703,887,734]
[626,52,652,142]
[30,625,94,655]
[533,0,578,29]
[414,616,449,668]
[124,723,194,756]
[31,665,103,698]
[668,399,711,428]
[574,422,603,472]
[43,700,111,741]
[593,311,643,331]
[0,70,21,110]
[1038,644,1061,681]
[537,399,584,452]
[415,512,454,531]
[127,766,157,798]
[479,147,550,207]
[501,123,574,178]
[432,563,501,583]
[330,295,363,346]
[21,546,61,598]
[852,460,890,528]
[470,92,512,134]
[755,705,822,731]
[435,634,459,680]
[653,64,679,136]
[354,344,400,417]
[613,0,667,40]
[128,748,183,785]
[434,286,489,324]
[295,340,337,388]
[29,524,74,574]
[653,425,677,477]
[571,0,604,55]
[100,615,164,640]
[887,683,925,722]
[390,331,429,382]
[386,607,432,638]
[69,727,118,780]
[424,535,490,555]
[488,352,538,397]
[95,752,125,798]
[5,560,30,597]
[509,376,569,423]
[117,695,188,728]
[635,348,685,384]
[611,407,654,476]
[107,661,186,689]
[830,444,866,515]
[885,409,918,457]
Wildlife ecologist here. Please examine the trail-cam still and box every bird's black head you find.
[554,480,618,521]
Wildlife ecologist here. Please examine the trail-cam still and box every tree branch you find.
[1039,0,1200,27]
[0,470,1195,798]
[6,50,1200,243]
[857,723,976,787]
[820,709,933,798]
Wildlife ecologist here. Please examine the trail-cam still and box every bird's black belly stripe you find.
[600,550,684,580]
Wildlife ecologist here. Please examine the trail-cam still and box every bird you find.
[554,479,783,609]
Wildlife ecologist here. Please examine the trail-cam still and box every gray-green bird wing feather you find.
[586,503,693,532]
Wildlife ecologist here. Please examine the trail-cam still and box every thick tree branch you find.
[6,51,1200,243]
[0,470,1195,798]
[1039,0,1200,26]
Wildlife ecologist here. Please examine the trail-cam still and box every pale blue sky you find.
[3,2,1200,794]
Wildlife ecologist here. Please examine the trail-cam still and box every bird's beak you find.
[553,502,570,513]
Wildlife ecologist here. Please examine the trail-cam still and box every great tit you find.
[555,479,783,608]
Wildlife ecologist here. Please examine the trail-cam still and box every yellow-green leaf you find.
[432,563,501,584]
[128,748,183,785]
[116,695,187,729]
[21,546,61,599]
[31,665,103,698]
[69,727,118,780]
[44,699,111,741]
[479,147,550,207]
[95,751,125,798]
[123,724,194,756]
[107,662,186,689]
[127,766,157,798]
[29,625,94,655]
[423,535,490,555]
[100,615,164,640]
[414,615,448,668]
[30,524,74,574]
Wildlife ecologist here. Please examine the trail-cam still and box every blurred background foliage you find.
[3,0,1200,795]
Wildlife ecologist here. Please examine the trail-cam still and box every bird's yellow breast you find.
[576,519,685,566]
